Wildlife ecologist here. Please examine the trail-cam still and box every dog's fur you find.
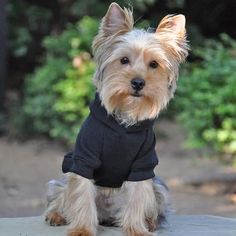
[45,3,189,236]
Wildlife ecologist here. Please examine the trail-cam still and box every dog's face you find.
[92,3,189,125]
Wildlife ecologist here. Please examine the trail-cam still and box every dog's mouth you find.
[131,91,142,97]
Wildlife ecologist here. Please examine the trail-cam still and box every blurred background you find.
[0,0,236,218]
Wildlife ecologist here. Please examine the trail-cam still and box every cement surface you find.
[0,215,236,236]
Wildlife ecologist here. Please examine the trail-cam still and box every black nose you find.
[131,78,145,91]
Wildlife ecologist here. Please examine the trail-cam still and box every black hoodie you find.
[62,93,158,188]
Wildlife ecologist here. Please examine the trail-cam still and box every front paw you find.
[125,227,154,236]
[146,218,158,232]
[45,212,67,226]
[68,227,93,236]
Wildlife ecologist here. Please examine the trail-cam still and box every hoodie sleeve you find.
[62,116,103,179]
[127,129,158,181]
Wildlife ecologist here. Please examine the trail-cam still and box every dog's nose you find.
[131,78,145,91]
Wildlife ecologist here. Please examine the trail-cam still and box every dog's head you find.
[92,3,189,125]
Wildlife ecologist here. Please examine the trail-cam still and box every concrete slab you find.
[0,215,236,236]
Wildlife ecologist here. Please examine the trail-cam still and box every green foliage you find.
[7,0,236,159]
[69,0,156,18]
[7,1,52,57]
[174,34,236,157]
[166,0,186,8]
[21,17,98,144]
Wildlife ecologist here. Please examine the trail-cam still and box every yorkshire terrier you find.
[45,2,189,236]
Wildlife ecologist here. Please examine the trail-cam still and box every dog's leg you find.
[65,173,98,236]
[152,176,170,225]
[45,179,67,226]
[121,179,158,236]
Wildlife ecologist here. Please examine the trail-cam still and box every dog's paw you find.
[146,218,158,232]
[67,228,93,236]
[45,212,67,226]
[125,227,154,236]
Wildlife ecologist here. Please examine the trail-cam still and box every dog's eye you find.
[149,61,158,69]
[120,57,129,65]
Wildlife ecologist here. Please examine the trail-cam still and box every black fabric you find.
[62,93,158,188]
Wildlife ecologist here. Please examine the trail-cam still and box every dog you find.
[45,2,189,236]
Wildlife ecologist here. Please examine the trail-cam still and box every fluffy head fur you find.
[92,3,189,126]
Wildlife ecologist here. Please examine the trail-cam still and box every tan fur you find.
[146,218,157,232]
[68,227,93,236]
[120,180,158,236]
[45,211,67,226]
[46,175,167,236]
[65,174,98,236]
[45,2,189,236]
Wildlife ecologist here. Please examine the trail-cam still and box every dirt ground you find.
[0,120,236,218]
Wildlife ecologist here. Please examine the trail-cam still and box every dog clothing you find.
[62,93,158,188]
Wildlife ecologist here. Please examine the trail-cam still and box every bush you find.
[174,34,236,157]
[20,17,99,144]
[7,1,52,58]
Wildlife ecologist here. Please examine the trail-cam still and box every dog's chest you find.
[93,127,147,187]
[96,187,128,225]
[102,128,146,163]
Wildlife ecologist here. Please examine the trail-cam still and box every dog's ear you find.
[101,2,133,36]
[156,14,189,63]
[157,14,186,38]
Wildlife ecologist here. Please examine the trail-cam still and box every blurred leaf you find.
[171,34,236,158]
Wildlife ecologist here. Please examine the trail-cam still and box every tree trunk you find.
[0,0,7,111]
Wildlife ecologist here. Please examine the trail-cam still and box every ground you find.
[0,120,236,218]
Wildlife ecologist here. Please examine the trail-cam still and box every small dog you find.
[45,2,189,236]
